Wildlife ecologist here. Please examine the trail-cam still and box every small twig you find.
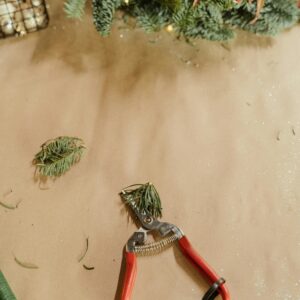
[192,0,200,7]
[78,237,89,262]
[0,201,17,210]
[0,199,22,210]
[83,264,95,270]
[249,0,265,25]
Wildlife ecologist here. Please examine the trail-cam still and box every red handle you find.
[121,252,137,300]
[178,236,231,300]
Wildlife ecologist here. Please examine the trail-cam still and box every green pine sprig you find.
[120,182,163,218]
[0,271,17,300]
[93,0,121,36]
[64,0,87,19]
[33,136,85,178]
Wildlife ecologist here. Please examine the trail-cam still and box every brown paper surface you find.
[0,2,299,299]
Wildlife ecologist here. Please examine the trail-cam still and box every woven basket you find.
[0,0,49,38]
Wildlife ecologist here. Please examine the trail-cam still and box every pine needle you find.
[64,0,87,19]
[83,264,95,270]
[120,183,163,218]
[14,257,39,269]
[0,202,17,210]
[78,237,89,262]
[93,0,119,36]
[0,271,17,300]
[33,136,85,178]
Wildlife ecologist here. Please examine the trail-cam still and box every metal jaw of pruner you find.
[126,206,184,254]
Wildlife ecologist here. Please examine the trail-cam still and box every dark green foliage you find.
[0,271,17,300]
[226,0,299,36]
[93,0,121,36]
[135,5,169,32]
[33,136,85,178]
[120,0,170,32]
[172,1,234,40]
[120,183,163,218]
[66,0,300,41]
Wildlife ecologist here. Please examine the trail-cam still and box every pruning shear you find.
[119,183,231,300]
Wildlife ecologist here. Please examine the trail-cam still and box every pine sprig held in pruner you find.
[120,182,162,218]
[33,136,85,178]
[0,271,17,300]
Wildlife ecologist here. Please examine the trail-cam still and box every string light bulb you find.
[166,24,173,32]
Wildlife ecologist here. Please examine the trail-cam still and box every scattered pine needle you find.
[83,264,95,270]
[0,201,17,210]
[78,237,89,262]
[14,257,39,269]
[0,200,22,210]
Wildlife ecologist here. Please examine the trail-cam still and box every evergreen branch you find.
[68,0,300,42]
[64,0,87,19]
[33,136,85,178]
[93,0,121,36]
[135,6,169,32]
[172,1,234,41]
[120,182,163,218]
[226,0,299,36]
[249,0,265,24]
